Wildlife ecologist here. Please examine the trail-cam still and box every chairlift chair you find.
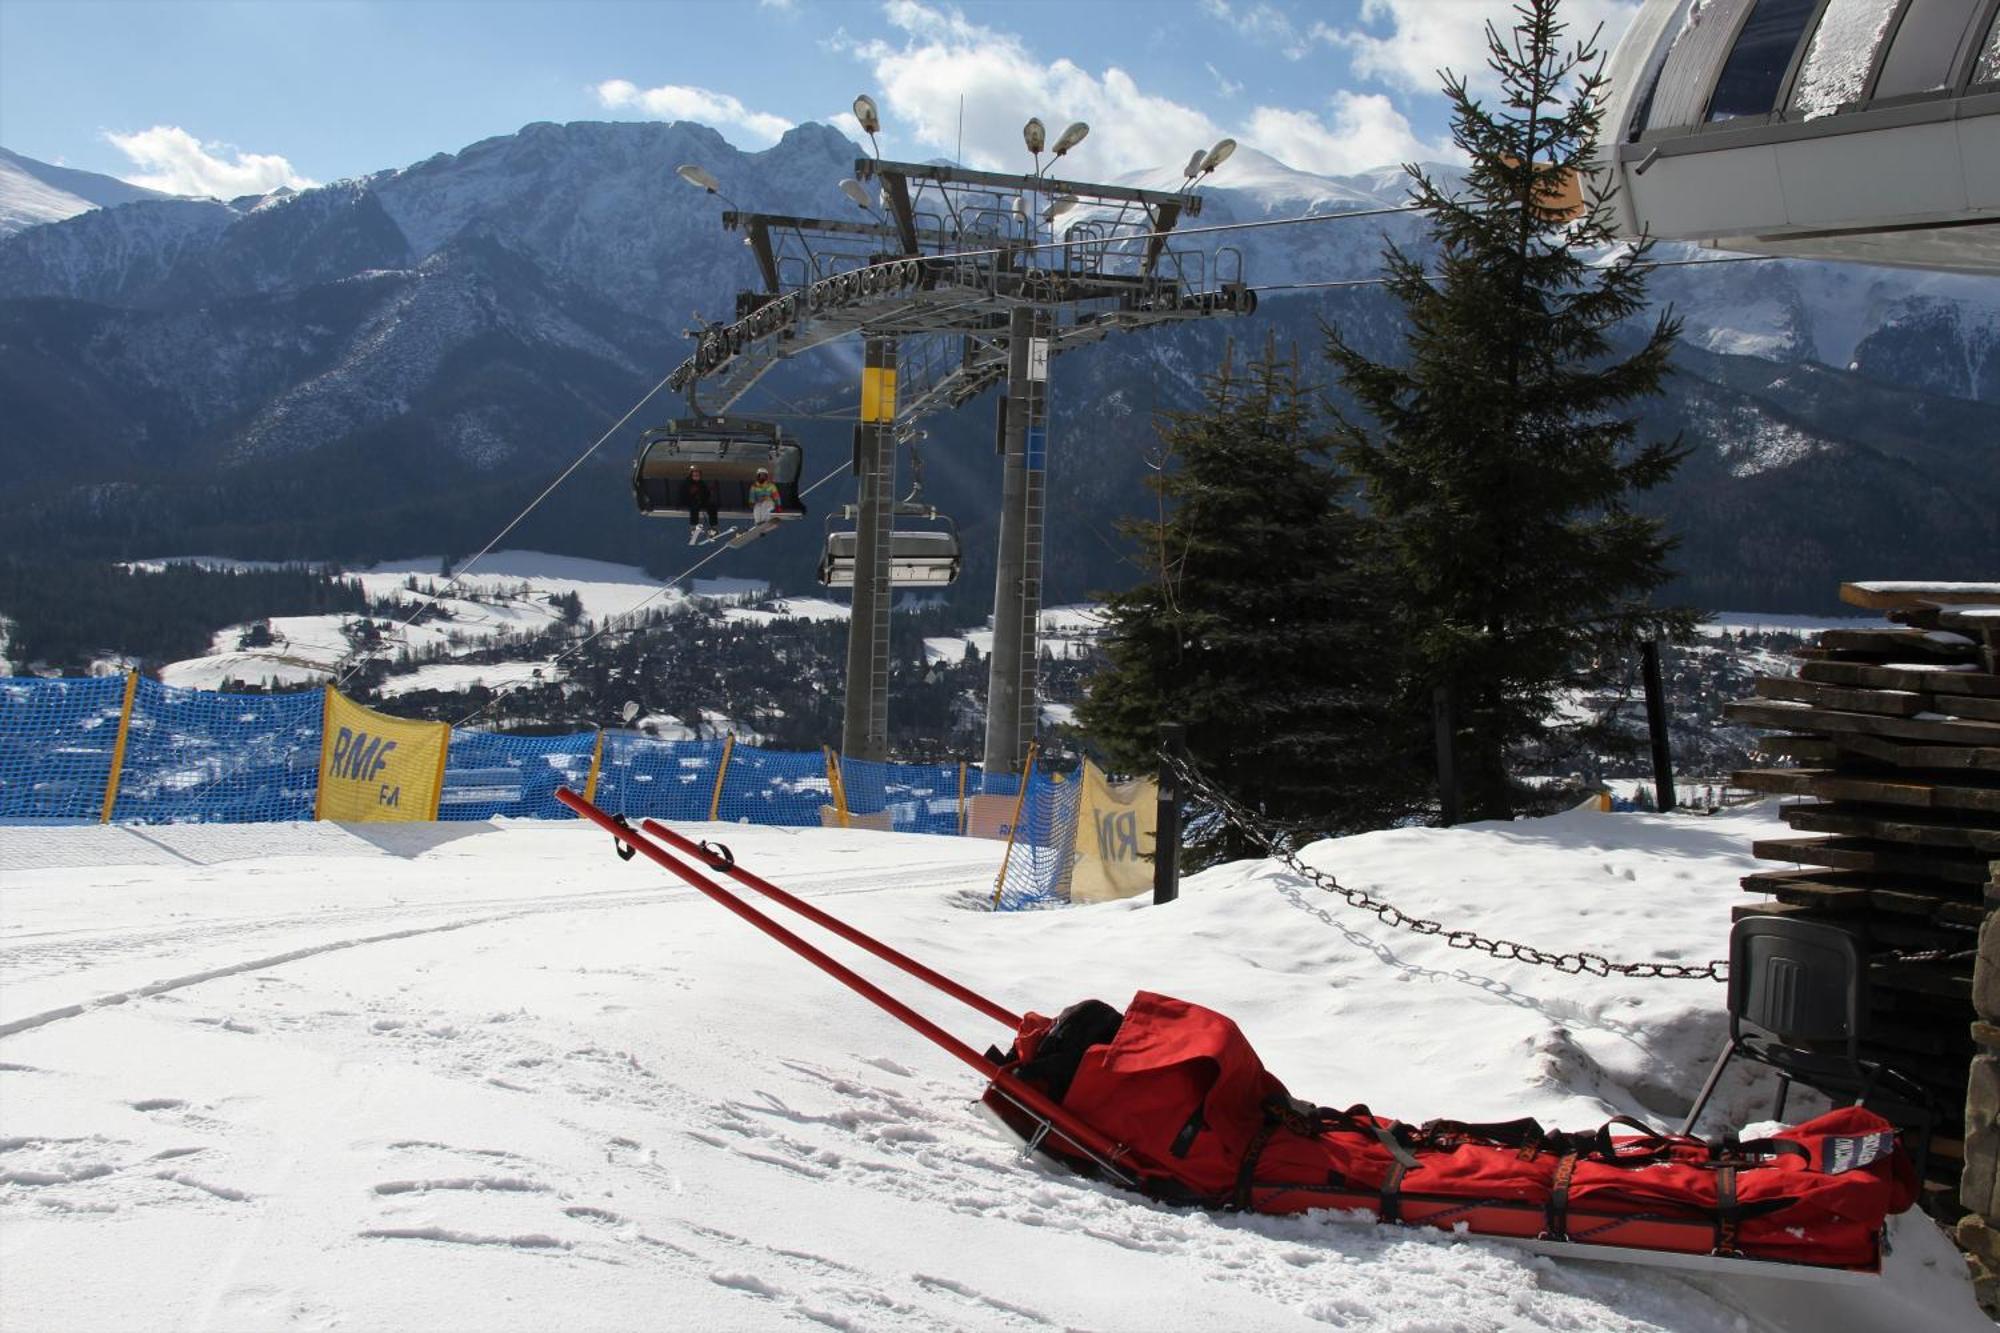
[632,416,807,521]
[818,505,962,588]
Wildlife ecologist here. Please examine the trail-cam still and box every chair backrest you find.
[1727,916,1865,1050]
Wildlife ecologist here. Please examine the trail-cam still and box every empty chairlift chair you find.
[818,507,962,589]
[1681,916,1936,1177]
[632,416,808,521]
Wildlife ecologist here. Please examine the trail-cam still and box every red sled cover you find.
[994,992,1915,1271]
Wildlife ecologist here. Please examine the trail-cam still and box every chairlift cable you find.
[448,457,854,731]
[333,365,683,688]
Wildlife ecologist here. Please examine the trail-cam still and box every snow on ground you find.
[0,806,1983,1332]
[721,596,850,627]
[374,661,553,699]
[1698,612,1887,637]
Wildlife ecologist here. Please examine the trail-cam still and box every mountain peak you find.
[0,146,172,237]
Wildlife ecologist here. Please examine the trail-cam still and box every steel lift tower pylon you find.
[663,113,1255,772]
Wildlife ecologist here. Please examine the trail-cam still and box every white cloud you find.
[1329,0,1640,97]
[757,0,797,9]
[844,2,1221,175]
[1245,92,1459,176]
[595,78,792,146]
[1202,0,1315,60]
[104,125,314,199]
[1205,62,1244,99]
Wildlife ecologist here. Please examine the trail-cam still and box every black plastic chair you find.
[1681,916,1935,1177]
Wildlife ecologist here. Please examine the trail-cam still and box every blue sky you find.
[2,0,1638,195]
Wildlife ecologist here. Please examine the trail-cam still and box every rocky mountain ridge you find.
[0,120,1994,614]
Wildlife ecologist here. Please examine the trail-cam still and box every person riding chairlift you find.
[748,467,781,527]
[681,464,718,543]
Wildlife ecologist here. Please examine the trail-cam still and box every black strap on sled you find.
[697,839,735,869]
[1542,1152,1580,1242]
[1713,1164,1742,1256]
[1313,1103,1420,1171]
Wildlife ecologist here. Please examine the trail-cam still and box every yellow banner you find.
[1068,760,1158,904]
[314,688,450,822]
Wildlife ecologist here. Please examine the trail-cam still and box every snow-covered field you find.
[0,802,1982,1331]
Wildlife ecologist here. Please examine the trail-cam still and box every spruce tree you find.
[1080,341,1418,864]
[1325,0,1692,821]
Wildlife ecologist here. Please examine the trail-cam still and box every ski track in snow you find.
[0,815,1986,1331]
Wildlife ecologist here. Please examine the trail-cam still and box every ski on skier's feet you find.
[727,518,782,549]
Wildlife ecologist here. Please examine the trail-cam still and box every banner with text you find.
[1068,761,1158,904]
[314,688,449,822]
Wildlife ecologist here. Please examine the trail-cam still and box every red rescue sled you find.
[555,790,1915,1283]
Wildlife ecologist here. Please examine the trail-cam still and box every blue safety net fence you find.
[114,678,322,823]
[0,677,1076,906]
[991,767,1083,911]
[441,728,597,821]
[0,675,129,820]
[839,756,969,835]
[594,733,727,822]
[716,743,833,826]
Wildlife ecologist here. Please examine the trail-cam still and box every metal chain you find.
[1161,751,1730,983]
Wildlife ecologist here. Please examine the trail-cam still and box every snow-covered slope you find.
[0,805,1984,1330]
[0,147,169,237]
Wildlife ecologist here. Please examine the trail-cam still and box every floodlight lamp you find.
[676,163,721,193]
[1022,117,1046,154]
[1042,195,1078,221]
[852,94,881,135]
[1011,195,1028,225]
[1183,148,1207,179]
[1052,121,1089,156]
[839,178,873,211]
[1200,138,1237,173]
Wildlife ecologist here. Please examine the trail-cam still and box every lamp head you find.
[838,178,872,211]
[852,94,881,135]
[1042,195,1078,222]
[676,163,721,193]
[1200,137,1237,173]
[1022,117,1046,155]
[1183,148,1207,180]
[1052,121,1089,156]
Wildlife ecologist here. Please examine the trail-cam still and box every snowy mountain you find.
[0,146,170,237]
[0,121,1994,613]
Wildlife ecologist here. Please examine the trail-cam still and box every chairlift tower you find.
[662,111,1254,772]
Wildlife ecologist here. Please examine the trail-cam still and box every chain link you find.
[1161,751,1731,983]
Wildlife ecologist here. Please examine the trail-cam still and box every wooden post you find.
[1154,723,1183,905]
[708,734,736,822]
[1641,639,1677,813]
[824,746,851,828]
[99,669,140,824]
[583,728,605,805]
[988,743,1039,909]
[1432,683,1461,826]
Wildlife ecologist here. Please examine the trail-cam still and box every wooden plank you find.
[1800,660,2000,698]
[1754,677,1928,716]
[1946,694,2000,723]
[1724,700,2000,747]
[1816,628,1980,660]
[1782,730,2000,770]
[1733,769,2000,814]
[1750,735,1841,763]
[1752,836,1994,885]
[1841,582,2000,610]
[1780,806,2000,853]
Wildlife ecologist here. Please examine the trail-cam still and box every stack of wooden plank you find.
[1725,581,2000,1212]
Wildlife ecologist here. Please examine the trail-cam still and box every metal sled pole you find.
[555,789,1194,1189]
[639,816,1020,1029]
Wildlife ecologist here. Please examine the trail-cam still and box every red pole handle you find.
[554,789,1183,1184]
[640,816,1021,1029]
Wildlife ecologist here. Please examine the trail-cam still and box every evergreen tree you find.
[1324,0,1692,821]
[1080,342,1418,864]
